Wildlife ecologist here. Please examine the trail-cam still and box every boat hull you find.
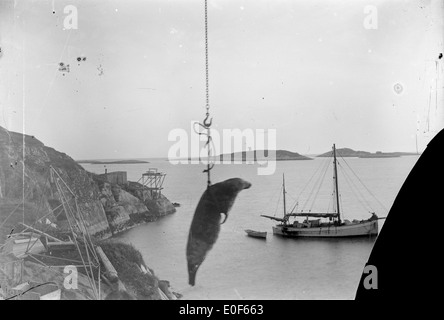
[272,220,378,238]
[245,230,267,239]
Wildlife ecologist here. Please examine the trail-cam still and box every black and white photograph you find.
[0,0,443,304]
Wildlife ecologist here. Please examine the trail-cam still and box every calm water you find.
[81,155,419,300]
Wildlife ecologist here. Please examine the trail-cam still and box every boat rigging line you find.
[337,160,374,213]
[276,147,387,220]
[290,155,330,213]
[300,155,330,213]
[272,184,283,217]
[338,155,388,213]
[306,157,331,213]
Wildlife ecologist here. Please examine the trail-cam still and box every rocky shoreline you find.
[94,176,176,235]
[0,126,178,300]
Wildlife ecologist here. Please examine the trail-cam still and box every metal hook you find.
[203,114,212,128]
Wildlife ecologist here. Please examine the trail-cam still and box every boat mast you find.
[333,144,341,223]
[282,173,287,218]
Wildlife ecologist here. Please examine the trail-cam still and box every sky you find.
[0,0,443,159]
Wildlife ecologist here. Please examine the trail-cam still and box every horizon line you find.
[75,148,421,162]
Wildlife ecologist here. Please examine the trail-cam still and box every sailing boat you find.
[261,144,380,238]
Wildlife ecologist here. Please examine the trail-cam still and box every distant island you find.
[76,159,150,164]
[218,150,312,161]
[317,148,419,158]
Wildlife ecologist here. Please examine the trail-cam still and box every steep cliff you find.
[0,126,176,240]
[0,126,111,240]
[122,181,176,218]
[94,178,176,233]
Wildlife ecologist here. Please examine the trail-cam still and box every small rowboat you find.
[244,229,267,239]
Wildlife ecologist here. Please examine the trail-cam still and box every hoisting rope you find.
[194,0,214,188]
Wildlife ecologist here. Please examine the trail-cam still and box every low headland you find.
[317,148,419,158]
[76,159,150,165]
[217,150,312,161]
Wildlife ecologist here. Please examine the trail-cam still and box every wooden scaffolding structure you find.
[138,168,166,200]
